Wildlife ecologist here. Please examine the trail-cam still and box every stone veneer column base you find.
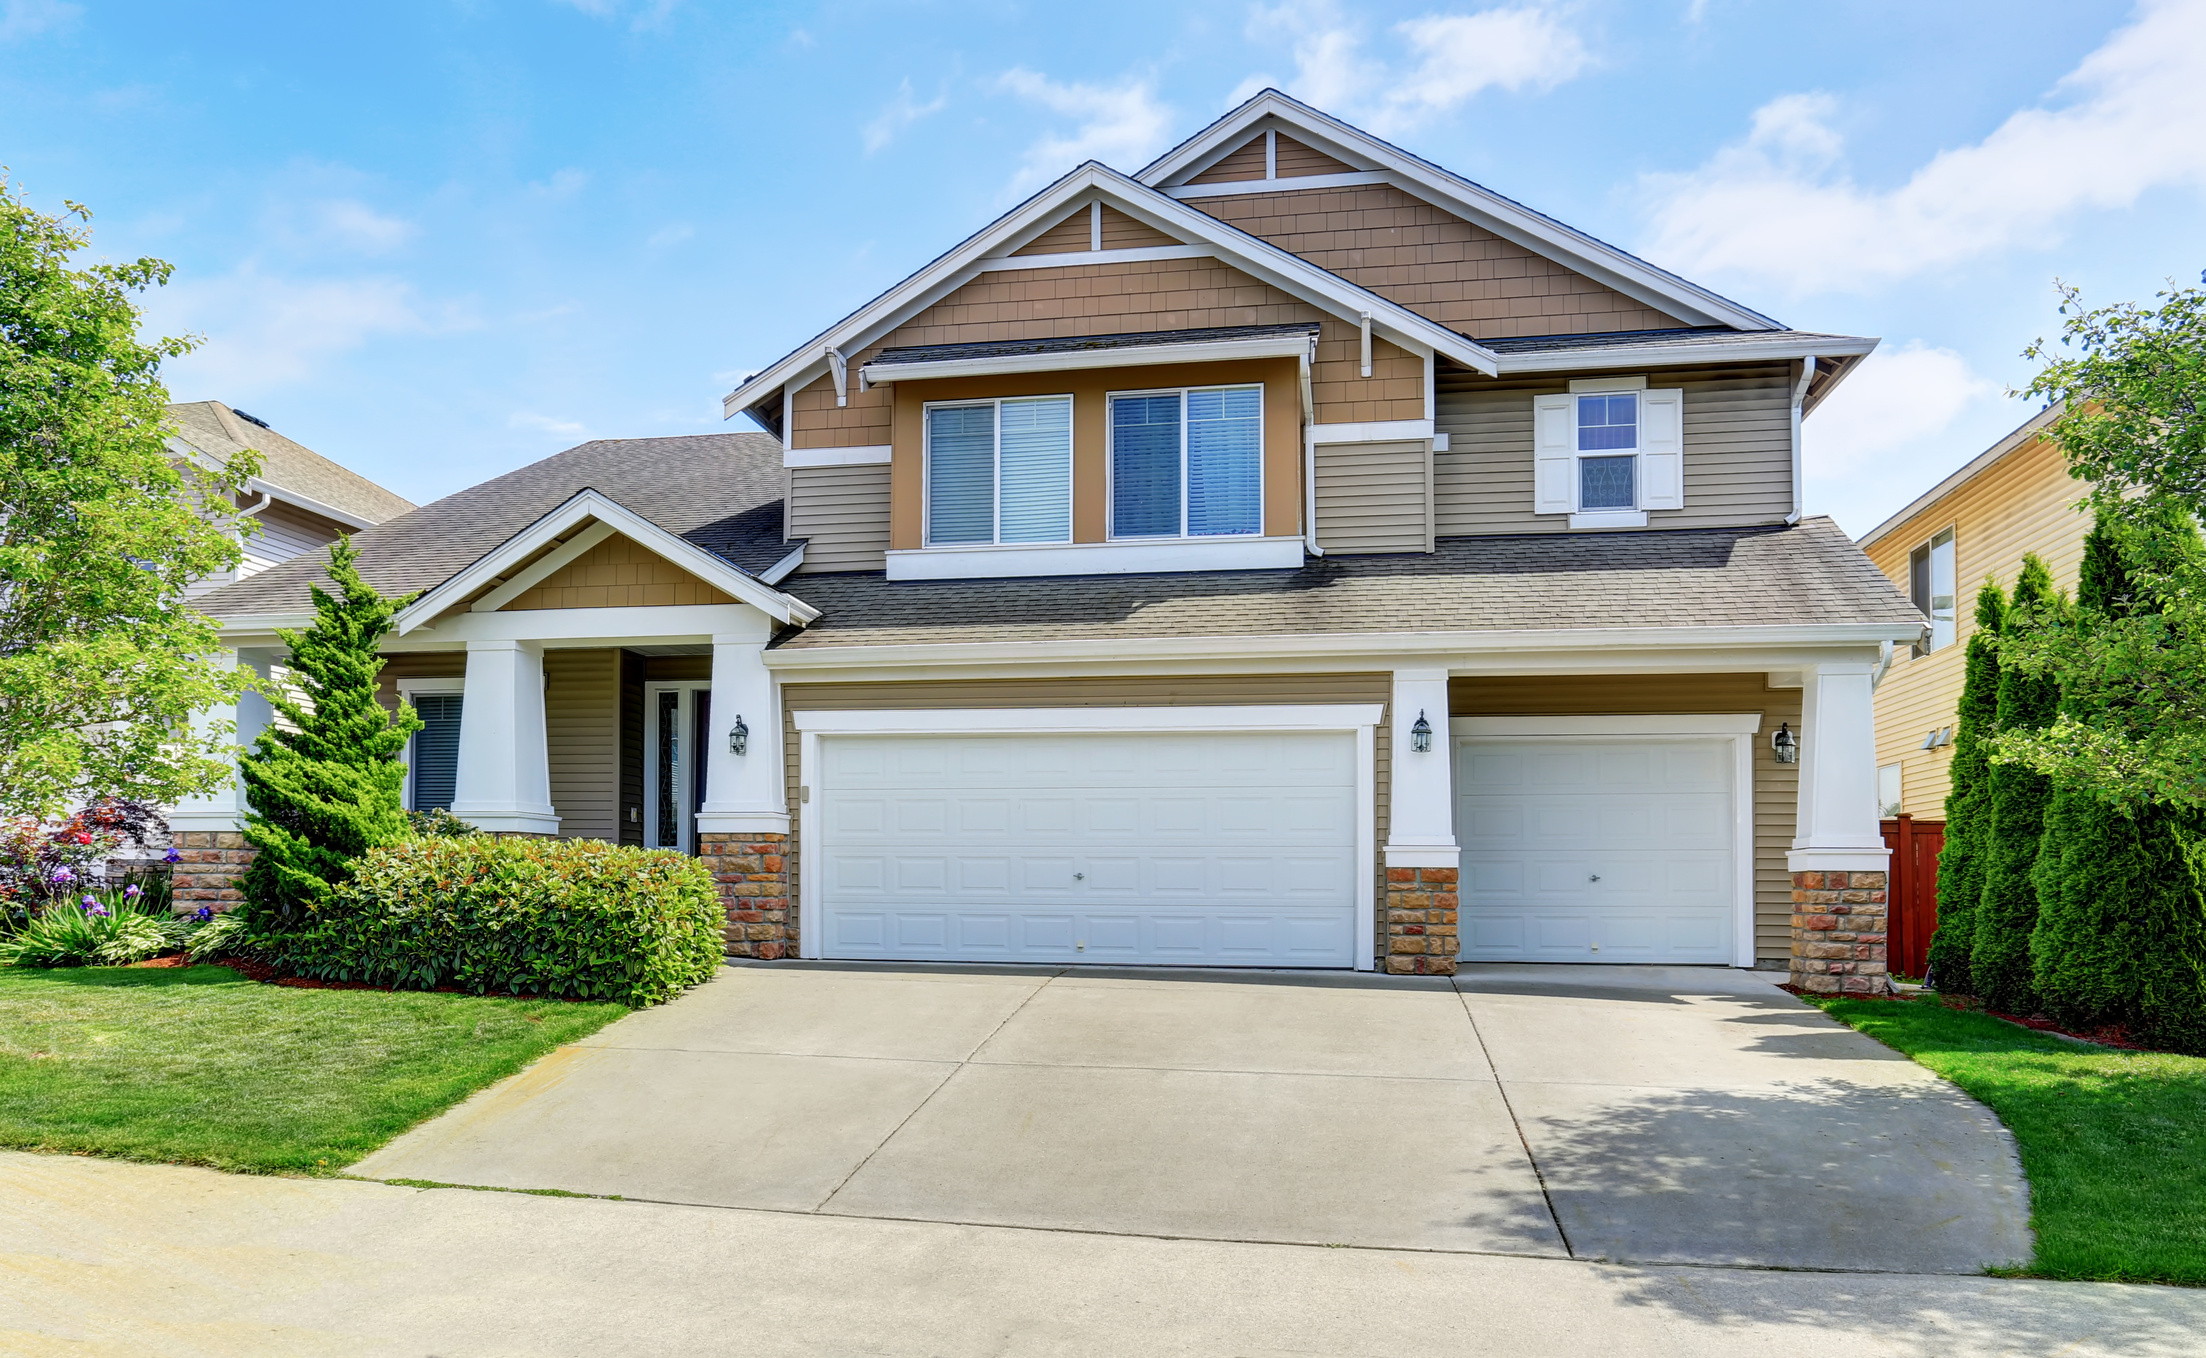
[1384,866,1458,976]
[1789,869,1891,994]
[699,832,791,960]
[170,831,255,914]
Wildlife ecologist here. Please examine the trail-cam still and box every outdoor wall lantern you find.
[1772,721,1799,765]
[1410,710,1433,754]
[729,715,749,757]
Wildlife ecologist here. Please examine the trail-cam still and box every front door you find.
[644,684,713,854]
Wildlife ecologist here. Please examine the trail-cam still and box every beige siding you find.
[1451,674,1801,965]
[1189,134,1268,183]
[1275,135,1355,177]
[1099,205,1176,250]
[1011,208,1093,256]
[546,648,619,842]
[503,534,736,610]
[780,674,1394,962]
[1193,183,1684,339]
[1315,440,1431,554]
[789,463,892,572]
[241,500,349,575]
[1435,363,1794,537]
[1865,430,2091,815]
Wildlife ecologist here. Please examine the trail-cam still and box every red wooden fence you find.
[1879,815,1946,980]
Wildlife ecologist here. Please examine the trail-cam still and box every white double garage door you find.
[801,710,1751,969]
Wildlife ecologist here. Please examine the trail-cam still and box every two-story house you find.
[181,91,1923,993]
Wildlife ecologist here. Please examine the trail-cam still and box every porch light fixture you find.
[1410,710,1433,754]
[729,715,749,757]
[1772,722,1799,765]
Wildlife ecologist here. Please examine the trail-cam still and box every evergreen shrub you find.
[1927,579,2006,995]
[1974,554,2060,1014]
[255,837,725,1007]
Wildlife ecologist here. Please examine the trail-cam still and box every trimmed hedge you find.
[256,837,725,1007]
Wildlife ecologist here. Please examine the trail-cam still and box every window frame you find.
[1103,381,1266,542]
[395,675,465,812]
[1908,525,1958,655]
[1573,390,1642,514]
[919,393,1076,549]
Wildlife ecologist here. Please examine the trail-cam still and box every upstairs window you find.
[1532,384,1683,524]
[924,395,1073,547]
[1108,384,1263,539]
[1909,527,1956,654]
[1576,393,1639,511]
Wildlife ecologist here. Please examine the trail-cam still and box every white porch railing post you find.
[695,630,788,836]
[1382,667,1459,975]
[450,639,559,835]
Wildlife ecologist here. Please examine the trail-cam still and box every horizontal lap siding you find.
[1315,440,1430,554]
[1011,209,1094,255]
[1099,206,1176,250]
[1450,674,1801,965]
[780,674,1394,962]
[1275,135,1355,177]
[1189,135,1268,183]
[1435,363,1793,537]
[546,649,619,843]
[789,463,892,572]
[241,500,350,575]
[1864,432,2090,815]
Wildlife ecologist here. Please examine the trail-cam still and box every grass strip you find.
[0,964,624,1175]
[1810,994,2206,1285]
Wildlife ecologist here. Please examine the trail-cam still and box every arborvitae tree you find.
[239,539,420,923]
[1926,579,2006,995]
[1973,554,2061,1013]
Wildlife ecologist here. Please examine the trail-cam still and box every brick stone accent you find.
[170,831,255,913]
[1384,865,1458,976]
[1789,869,1891,994]
[700,832,791,960]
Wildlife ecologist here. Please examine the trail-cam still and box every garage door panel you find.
[816,730,1361,967]
[1459,736,1737,966]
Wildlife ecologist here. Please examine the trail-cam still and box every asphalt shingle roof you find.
[870,322,1322,367]
[193,432,789,618]
[770,517,1921,651]
[167,401,416,524]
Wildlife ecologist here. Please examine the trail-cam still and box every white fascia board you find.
[973,244,1213,272]
[720,163,1499,422]
[886,535,1306,581]
[213,615,313,639]
[863,334,1316,385]
[1137,91,1783,333]
[393,604,771,647]
[1166,171,1391,200]
[392,489,814,633]
[469,521,617,613]
[761,621,1932,672]
[1311,418,1432,444]
[795,704,1384,735]
[247,479,384,531]
[1494,334,1879,375]
[1451,713,1762,737]
[760,544,806,584]
[784,445,892,468]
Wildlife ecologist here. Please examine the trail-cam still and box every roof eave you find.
[1490,334,1878,375]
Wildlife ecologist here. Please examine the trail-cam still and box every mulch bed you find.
[1783,982,2159,1051]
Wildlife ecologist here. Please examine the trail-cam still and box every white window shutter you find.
[1533,393,1573,515]
[1639,388,1684,511]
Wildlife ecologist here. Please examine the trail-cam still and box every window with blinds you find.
[1109,384,1262,539]
[410,693,463,811]
[923,395,1073,546]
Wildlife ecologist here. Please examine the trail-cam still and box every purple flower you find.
[82,895,97,908]
[164,847,180,864]
[192,907,214,923]
[49,866,74,883]
[83,899,109,918]
[124,884,141,898]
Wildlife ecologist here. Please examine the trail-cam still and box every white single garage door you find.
[1457,736,1739,964]
[813,730,1360,967]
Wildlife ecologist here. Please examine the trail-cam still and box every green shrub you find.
[1928,578,2007,995]
[0,894,171,967]
[1975,555,2060,1014]
[405,807,480,838]
[255,837,725,1007]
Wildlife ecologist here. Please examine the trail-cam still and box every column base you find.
[1789,868,1891,995]
[699,832,791,960]
[1384,865,1458,976]
[171,832,256,914]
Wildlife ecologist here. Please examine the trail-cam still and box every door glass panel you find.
[655,690,681,848]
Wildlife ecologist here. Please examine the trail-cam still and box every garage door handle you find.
[1589,874,1601,882]
[1074,872,1084,880]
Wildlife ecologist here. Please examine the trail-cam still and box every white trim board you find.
[1451,713,1761,737]
[886,535,1304,581]
[784,445,891,469]
[975,244,1212,272]
[1165,171,1391,199]
[792,703,1383,970]
[1496,333,1877,375]
[864,332,1316,385]
[394,676,466,815]
[1311,418,1432,444]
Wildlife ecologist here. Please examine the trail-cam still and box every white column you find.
[450,639,559,835]
[169,648,277,832]
[1382,667,1458,867]
[1787,661,1890,872]
[696,628,789,836]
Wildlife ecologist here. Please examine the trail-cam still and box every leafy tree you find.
[0,180,258,816]
[238,539,419,923]
[1973,554,2060,1014]
[1926,579,2006,995]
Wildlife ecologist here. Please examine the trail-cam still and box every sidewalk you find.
[1,1151,2196,1358]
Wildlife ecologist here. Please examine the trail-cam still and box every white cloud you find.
[995,69,1174,195]
[1808,342,1998,481]
[0,0,79,40]
[306,199,417,255]
[1637,0,2206,294]
[152,268,470,396]
[1245,1,1589,134]
[509,412,588,438]
[863,79,949,154]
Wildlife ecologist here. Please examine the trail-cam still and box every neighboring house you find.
[166,400,417,596]
[179,91,1922,992]
[1859,406,2089,819]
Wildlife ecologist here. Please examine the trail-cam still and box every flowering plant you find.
[0,798,167,909]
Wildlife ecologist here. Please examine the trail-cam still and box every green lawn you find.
[0,965,625,1174]
[1811,994,2206,1285]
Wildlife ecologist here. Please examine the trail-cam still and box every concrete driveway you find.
[353,962,2032,1273]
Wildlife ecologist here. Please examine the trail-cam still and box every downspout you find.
[1786,356,1816,524]
[1300,343,1322,556]
[1871,639,1895,690]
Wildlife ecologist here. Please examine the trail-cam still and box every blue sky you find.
[4,0,2202,535]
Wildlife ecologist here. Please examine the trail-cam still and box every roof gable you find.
[166,400,415,526]
[499,531,739,611]
[1139,90,1782,334]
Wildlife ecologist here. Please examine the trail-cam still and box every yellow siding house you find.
[1858,404,2090,817]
